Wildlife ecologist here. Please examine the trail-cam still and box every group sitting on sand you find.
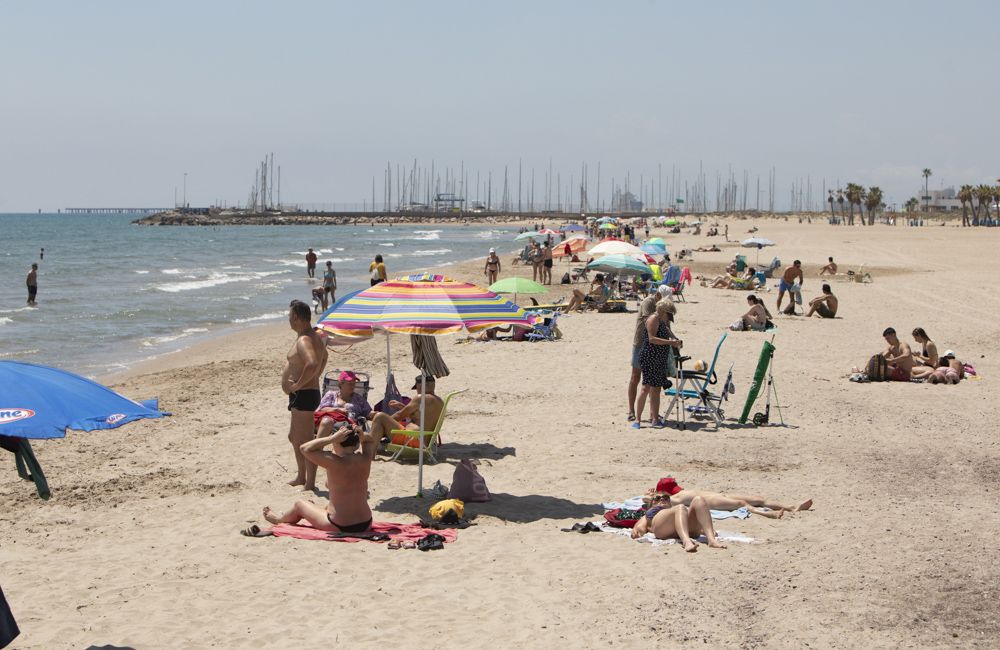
[853,327,968,384]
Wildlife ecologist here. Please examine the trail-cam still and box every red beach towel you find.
[269,521,458,543]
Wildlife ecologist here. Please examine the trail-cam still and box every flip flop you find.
[240,524,273,538]
[627,414,636,422]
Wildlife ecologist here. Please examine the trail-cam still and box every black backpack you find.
[865,354,890,381]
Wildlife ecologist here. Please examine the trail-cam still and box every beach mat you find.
[269,521,458,544]
[597,522,756,546]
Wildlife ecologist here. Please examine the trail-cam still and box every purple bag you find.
[448,459,491,502]
[374,373,407,417]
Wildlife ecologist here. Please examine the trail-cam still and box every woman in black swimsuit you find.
[631,493,726,552]
[485,248,501,285]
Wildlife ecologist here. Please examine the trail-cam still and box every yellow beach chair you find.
[384,389,467,464]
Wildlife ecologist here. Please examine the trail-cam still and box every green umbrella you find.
[664,219,679,226]
[739,340,775,424]
[586,254,650,276]
[515,231,546,241]
[599,223,617,230]
[489,277,546,304]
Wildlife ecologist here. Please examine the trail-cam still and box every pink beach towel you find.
[269,521,458,544]
[680,267,692,285]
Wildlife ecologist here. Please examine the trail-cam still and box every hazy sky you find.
[1,0,997,212]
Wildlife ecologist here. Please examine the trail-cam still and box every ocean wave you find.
[408,232,441,241]
[331,258,355,263]
[0,348,40,358]
[142,327,210,347]
[335,247,345,251]
[222,265,242,270]
[154,271,278,293]
[410,249,453,257]
[0,317,12,326]
[388,253,403,258]
[134,270,150,274]
[161,268,182,274]
[231,311,285,324]
[381,242,396,246]
[413,229,442,234]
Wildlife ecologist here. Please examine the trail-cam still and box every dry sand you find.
[3,218,999,648]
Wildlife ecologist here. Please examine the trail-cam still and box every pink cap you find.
[338,370,358,382]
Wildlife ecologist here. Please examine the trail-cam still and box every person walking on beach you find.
[39,248,44,260]
[542,242,553,284]
[485,248,501,285]
[282,299,329,491]
[305,248,318,279]
[776,260,804,314]
[323,261,337,305]
[26,264,38,306]
[369,254,386,286]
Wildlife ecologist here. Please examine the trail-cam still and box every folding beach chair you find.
[663,332,731,429]
[525,311,561,341]
[322,370,371,401]
[384,389,467,464]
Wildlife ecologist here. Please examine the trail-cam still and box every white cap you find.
[489,247,496,253]
[942,349,956,358]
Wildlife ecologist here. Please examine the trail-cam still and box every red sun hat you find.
[656,477,682,495]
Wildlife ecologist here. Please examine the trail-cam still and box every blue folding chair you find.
[663,332,733,429]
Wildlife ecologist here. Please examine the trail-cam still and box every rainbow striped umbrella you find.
[317,279,536,340]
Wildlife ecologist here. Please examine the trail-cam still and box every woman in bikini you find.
[630,493,727,552]
[913,350,964,384]
[910,327,939,377]
[484,248,501,285]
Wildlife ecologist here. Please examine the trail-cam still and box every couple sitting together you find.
[257,372,443,534]
[858,327,965,384]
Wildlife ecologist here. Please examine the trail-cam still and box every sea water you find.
[0,213,516,375]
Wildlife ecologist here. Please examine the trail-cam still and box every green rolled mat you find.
[739,340,775,424]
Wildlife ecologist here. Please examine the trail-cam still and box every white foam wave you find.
[408,233,441,241]
[335,248,345,252]
[161,268,182,275]
[142,327,210,347]
[331,258,355,263]
[382,242,396,246]
[0,317,12,325]
[318,248,333,253]
[413,229,442,234]
[410,249,453,257]
[155,271,279,293]
[222,265,242,270]
[134,270,150,274]
[231,312,285,324]
[388,253,403,258]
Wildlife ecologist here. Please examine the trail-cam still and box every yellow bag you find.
[649,264,663,282]
[429,499,465,521]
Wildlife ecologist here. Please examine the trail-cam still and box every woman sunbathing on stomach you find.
[631,494,726,552]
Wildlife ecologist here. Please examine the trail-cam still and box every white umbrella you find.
[741,237,775,264]
[588,239,643,257]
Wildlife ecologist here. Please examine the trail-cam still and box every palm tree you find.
[827,190,835,217]
[976,184,993,226]
[905,197,919,212]
[865,186,883,225]
[993,182,1000,222]
[922,168,932,211]
[836,190,845,222]
[958,185,973,227]
[843,184,860,225]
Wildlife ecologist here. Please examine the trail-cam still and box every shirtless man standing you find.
[26,264,38,306]
[282,299,329,490]
[368,375,443,444]
[776,260,804,314]
[805,284,838,318]
[881,327,913,381]
[262,422,375,533]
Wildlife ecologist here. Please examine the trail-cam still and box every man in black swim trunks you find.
[262,422,376,533]
[26,264,38,306]
[282,300,329,491]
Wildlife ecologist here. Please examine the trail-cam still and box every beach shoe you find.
[387,540,402,550]
[561,522,602,534]
[652,418,668,429]
[631,421,641,429]
[416,533,446,551]
[627,413,636,422]
[240,524,273,538]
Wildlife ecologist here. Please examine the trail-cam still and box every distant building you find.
[920,187,961,211]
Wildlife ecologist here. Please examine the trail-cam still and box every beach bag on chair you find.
[865,354,890,382]
[448,459,491,502]
[375,373,406,416]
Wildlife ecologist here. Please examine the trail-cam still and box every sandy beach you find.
[3,217,999,648]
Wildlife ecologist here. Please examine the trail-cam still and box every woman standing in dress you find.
[633,300,682,428]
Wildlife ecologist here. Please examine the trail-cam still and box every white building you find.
[920,187,961,211]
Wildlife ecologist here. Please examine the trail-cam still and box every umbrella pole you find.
[417,374,426,497]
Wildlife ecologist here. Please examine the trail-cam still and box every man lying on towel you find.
[262,422,376,533]
[368,375,443,446]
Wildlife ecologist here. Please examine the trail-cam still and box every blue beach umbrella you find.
[1,360,168,500]
[0,361,168,440]
[561,224,586,232]
[640,243,667,256]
